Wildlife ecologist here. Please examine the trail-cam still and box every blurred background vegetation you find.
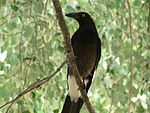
[0,0,149,113]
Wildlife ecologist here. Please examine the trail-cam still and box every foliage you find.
[0,0,149,113]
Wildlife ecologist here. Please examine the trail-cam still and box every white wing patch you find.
[68,75,81,103]
[68,75,89,103]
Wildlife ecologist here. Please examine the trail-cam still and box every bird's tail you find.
[61,95,83,113]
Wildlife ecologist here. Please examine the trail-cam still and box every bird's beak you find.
[65,12,79,19]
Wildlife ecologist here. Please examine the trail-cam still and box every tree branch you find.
[0,60,67,113]
[51,0,95,113]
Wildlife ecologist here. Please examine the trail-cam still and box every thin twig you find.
[51,0,96,113]
[0,60,67,112]
[148,0,150,32]
[109,88,114,113]
[127,0,134,111]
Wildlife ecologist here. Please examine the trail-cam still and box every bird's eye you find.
[82,14,85,17]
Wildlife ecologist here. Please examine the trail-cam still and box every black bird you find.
[61,12,101,113]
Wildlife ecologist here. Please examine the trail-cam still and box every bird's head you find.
[65,12,93,25]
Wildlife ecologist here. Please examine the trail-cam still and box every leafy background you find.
[0,0,149,113]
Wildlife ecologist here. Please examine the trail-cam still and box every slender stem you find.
[127,0,134,111]
[148,0,150,32]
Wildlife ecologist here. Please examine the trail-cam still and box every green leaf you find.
[0,0,6,6]
[54,32,61,37]
[53,109,59,113]
[33,0,44,14]
[136,105,145,113]
[23,25,34,37]
[11,36,17,45]
[11,4,19,11]
[17,100,24,107]
[65,5,76,12]
[31,91,36,99]
[22,110,30,113]
[133,0,142,7]
[6,21,17,30]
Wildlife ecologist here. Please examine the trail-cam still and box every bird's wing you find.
[85,36,101,92]
[95,36,101,70]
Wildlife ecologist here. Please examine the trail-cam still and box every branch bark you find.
[51,0,95,113]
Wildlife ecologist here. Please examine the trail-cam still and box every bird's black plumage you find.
[61,12,101,113]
